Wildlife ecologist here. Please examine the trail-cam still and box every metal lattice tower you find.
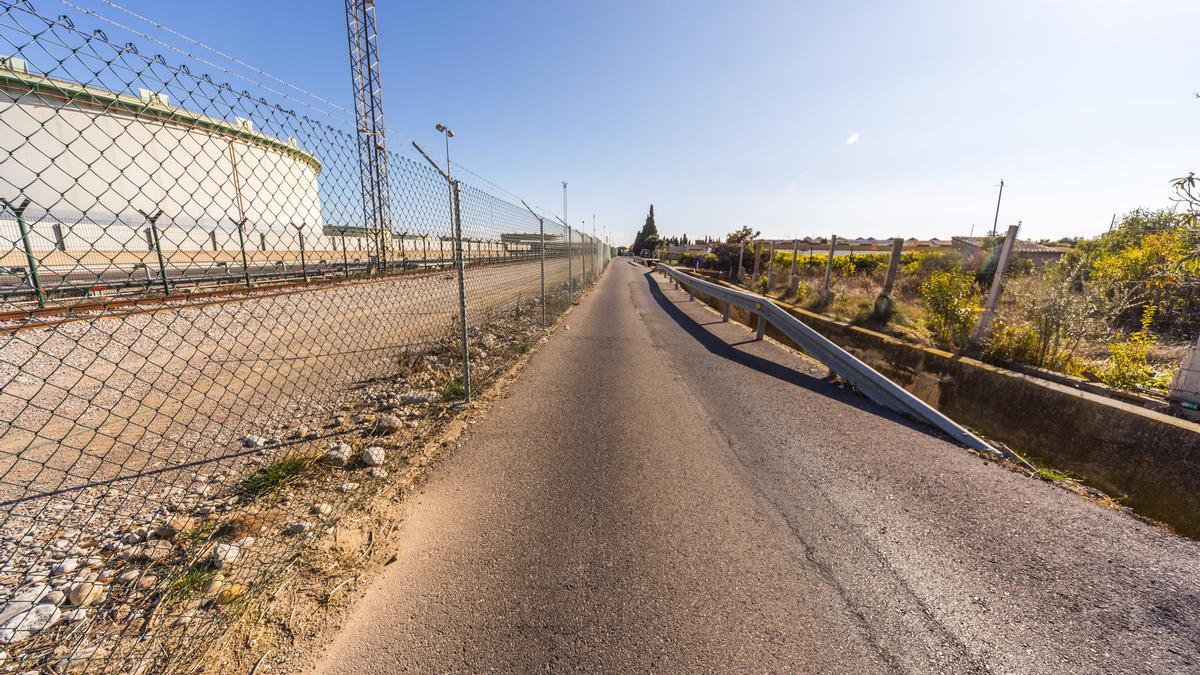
[345,0,392,270]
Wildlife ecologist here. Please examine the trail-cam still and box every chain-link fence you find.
[0,2,612,671]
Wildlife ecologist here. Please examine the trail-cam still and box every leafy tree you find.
[1070,208,1200,333]
[725,226,759,244]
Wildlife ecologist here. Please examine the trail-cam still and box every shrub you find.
[1098,305,1174,391]
[901,250,963,278]
[983,322,1042,366]
[701,252,719,268]
[920,271,980,350]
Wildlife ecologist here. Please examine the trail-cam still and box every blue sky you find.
[46,0,1200,245]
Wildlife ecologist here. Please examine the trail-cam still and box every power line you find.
[53,0,352,123]
[49,0,563,228]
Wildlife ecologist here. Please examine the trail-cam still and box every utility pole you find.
[990,179,1005,237]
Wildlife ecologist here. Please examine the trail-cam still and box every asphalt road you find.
[313,259,1200,674]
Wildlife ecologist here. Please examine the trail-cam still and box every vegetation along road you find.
[313,260,1200,673]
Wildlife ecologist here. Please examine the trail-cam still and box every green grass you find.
[167,564,218,600]
[236,453,316,499]
[176,517,221,549]
[1035,466,1072,482]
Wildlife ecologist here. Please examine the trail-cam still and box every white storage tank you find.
[0,60,324,266]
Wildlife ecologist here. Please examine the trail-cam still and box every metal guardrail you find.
[655,263,993,452]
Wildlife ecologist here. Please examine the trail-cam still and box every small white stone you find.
[49,559,78,577]
[369,468,389,479]
[0,604,60,644]
[311,503,332,517]
[0,585,48,625]
[324,443,352,467]
[361,446,385,467]
[210,544,240,569]
[338,482,359,493]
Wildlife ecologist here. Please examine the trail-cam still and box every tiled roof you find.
[952,236,1065,254]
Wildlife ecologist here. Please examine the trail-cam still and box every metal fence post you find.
[2,197,45,308]
[295,223,308,283]
[236,218,252,289]
[138,208,170,296]
[452,180,471,403]
[539,218,546,328]
[751,240,762,280]
[341,227,350,278]
[736,241,745,282]
[971,223,1020,344]
[567,226,574,300]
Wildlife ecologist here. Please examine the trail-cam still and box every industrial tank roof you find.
[0,66,322,173]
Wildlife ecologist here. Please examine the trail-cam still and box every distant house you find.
[951,236,1067,268]
[667,244,710,259]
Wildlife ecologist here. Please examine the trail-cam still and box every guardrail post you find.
[452,180,472,403]
[2,197,45,308]
[735,241,745,282]
[236,218,252,289]
[722,302,730,322]
[873,237,904,319]
[138,208,170,297]
[820,234,837,304]
[971,223,1020,344]
[755,305,766,341]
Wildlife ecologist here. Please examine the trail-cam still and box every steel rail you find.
[655,263,993,452]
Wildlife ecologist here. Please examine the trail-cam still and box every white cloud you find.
[846,132,860,145]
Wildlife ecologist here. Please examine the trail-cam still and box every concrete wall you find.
[681,270,1200,538]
